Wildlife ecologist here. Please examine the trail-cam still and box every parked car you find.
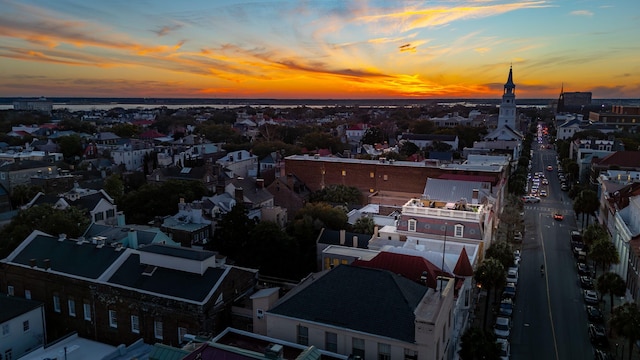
[502,283,517,300]
[497,338,510,360]
[577,263,591,276]
[587,305,604,323]
[589,323,609,348]
[494,317,511,339]
[580,276,594,289]
[584,290,599,305]
[506,268,519,285]
[499,299,514,317]
[513,231,523,243]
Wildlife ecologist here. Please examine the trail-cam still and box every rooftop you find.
[0,293,42,323]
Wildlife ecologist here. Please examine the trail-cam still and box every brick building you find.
[0,231,258,346]
[284,155,507,197]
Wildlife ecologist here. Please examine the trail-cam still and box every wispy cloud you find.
[152,24,183,37]
[570,10,594,17]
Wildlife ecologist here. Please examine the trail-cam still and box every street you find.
[510,144,595,360]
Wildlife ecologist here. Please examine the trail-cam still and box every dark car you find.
[502,283,517,300]
[499,299,514,317]
[589,324,609,348]
[587,305,604,323]
[580,276,594,289]
[577,263,591,276]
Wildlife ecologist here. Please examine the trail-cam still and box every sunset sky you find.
[1,0,639,99]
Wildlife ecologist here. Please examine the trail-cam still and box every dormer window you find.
[408,219,417,232]
[454,224,464,237]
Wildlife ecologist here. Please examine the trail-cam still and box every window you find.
[53,295,61,313]
[106,209,115,218]
[178,327,188,344]
[131,315,140,333]
[23,320,29,332]
[370,172,374,178]
[408,219,417,232]
[454,224,464,237]
[24,290,31,300]
[378,343,391,360]
[352,338,365,358]
[296,325,308,346]
[83,303,91,321]
[5,349,12,360]
[325,332,337,352]
[108,310,117,328]
[7,286,14,296]
[95,212,104,222]
[68,299,76,317]
[154,320,163,340]
[2,323,9,336]
[404,348,418,359]
[341,170,346,176]
[383,174,388,181]
[256,309,264,319]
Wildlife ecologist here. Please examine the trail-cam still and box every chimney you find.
[235,187,244,203]
[128,229,138,249]
[30,258,36,268]
[256,178,264,189]
[117,213,126,226]
[216,184,225,195]
[58,233,67,242]
[339,229,346,245]
[43,259,51,270]
[373,225,379,238]
[472,189,479,204]
[352,235,358,248]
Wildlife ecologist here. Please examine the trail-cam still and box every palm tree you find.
[458,327,501,360]
[597,272,627,315]
[583,223,608,249]
[474,258,506,330]
[589,240,620,273]
[581,189,600,227]
[610,302,640,360]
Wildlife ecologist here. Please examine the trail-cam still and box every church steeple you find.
[497,66,517,130]
[504,66,515,95]
[557,83,565,113]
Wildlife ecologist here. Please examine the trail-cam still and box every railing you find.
[402,206,482,220]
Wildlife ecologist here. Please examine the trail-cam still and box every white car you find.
[506,269,518,285]
[522,196,541,203]
[494,317,511,339]
[497,338,510,360]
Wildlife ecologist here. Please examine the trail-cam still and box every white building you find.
[216,150,258,178]
[0,294,46,359]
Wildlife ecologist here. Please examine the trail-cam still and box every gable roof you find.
[269,265,427,342]
[352,251,449,289]
[453,247,473,277]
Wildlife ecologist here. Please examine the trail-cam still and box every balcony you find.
[403,199,483,221]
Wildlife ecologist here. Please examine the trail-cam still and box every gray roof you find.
[83,223,164,246]
[423,177,491,203]
[10,234,127,279]
[269,265,427,342]
[107,253,225,302]
[316,229,370,248]
[0,293,42,323]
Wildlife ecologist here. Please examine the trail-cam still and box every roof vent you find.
[142,265,157,276]
[58,233,67,242]
[264,344,283,360]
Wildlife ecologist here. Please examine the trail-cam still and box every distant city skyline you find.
[1,0,639,99]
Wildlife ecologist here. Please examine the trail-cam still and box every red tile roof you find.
[453,247,473,277]
[352,251,450,289]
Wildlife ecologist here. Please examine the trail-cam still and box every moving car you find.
[588,323,609,348]
[547,165,553,171]
[522,196,541,203]
[587,305,604,323]
[540,189,548,197]
[584,290,599,305]
[553,213,564,221]
[494,317,511,339]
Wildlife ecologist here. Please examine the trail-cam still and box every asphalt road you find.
[510,144,595,360]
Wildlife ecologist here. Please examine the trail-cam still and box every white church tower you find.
[497,66,516,130]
